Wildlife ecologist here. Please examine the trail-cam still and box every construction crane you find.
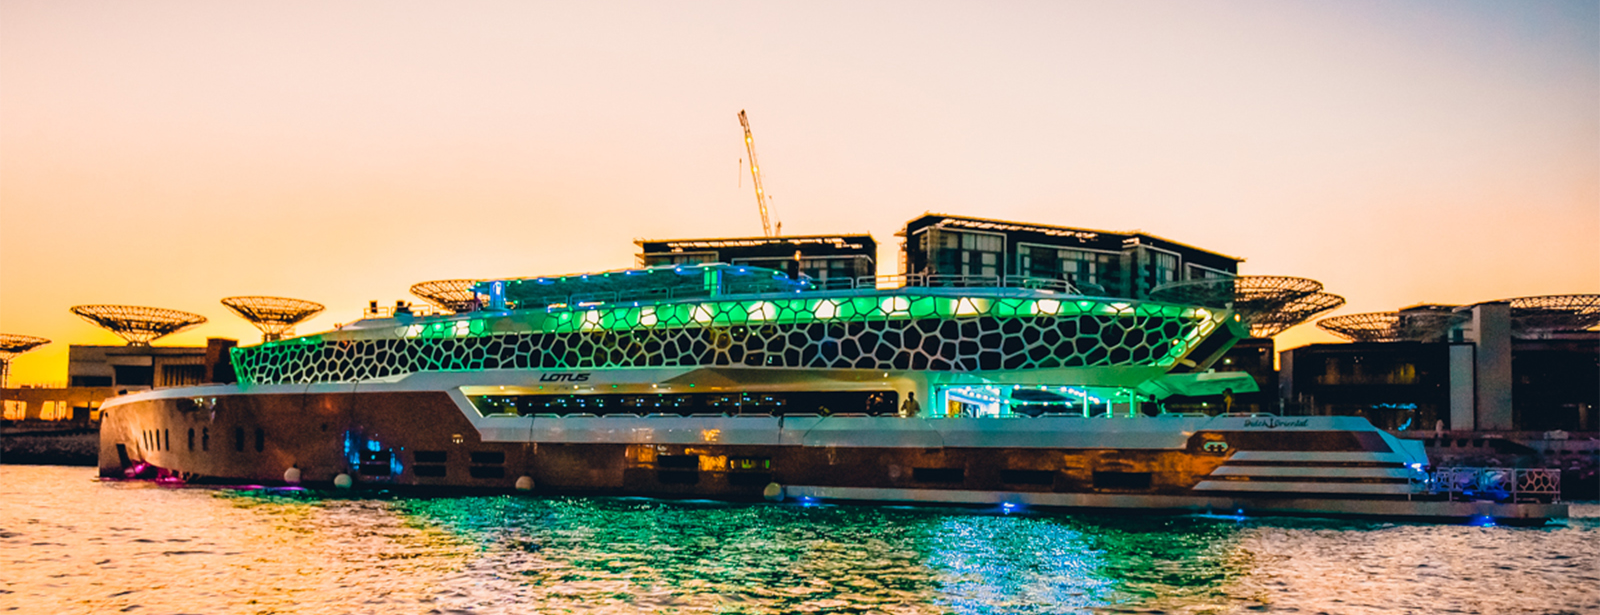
[738,110,774,237]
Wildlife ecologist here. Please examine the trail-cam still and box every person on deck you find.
[900,392,922,418]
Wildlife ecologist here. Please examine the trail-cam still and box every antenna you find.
[221,296,325,342]
[70,305,207,346]
[738,110,774,237]
[0,334,50,388]
[410,280,484,313]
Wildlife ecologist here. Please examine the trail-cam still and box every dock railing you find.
[1419,467,1562,503]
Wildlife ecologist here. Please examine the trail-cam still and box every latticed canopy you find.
[222,296,325,342]
[1245,292,1347,338]
[1316,310,1461,343]
[410,280,483,313]
[1151,276,1342,338]
[70,305,207,346]
[1504,294,1600,335]
[0,334,50,361]
[0,334,50,388]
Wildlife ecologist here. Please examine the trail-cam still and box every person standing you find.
[900,392,922,418]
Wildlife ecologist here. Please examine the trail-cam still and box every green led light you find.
[229,289,1233,385]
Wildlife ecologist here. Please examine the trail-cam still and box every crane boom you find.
[738,110,773,237]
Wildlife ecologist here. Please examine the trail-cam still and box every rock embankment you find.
[1,426,98,466]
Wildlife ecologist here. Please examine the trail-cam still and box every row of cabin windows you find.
[921,230,1232,296]
[142,427,264,453]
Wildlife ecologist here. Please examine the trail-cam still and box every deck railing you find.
[499,274,1084,312]
[1418,467,1562,502]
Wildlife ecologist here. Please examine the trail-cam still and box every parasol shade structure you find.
[409,280,484,314]
[221,296,325,342]
[70,305,207,346]
[1151,276,1345,338]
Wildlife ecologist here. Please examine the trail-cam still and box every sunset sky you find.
[2,1,1596,385]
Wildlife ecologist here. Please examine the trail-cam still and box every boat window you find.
[358,450,392,476]
[201,428,210,452]
[465,390,893,418]
[254,428,265,452]
[912,468,965,483]
[999,469,1056,485]
[188,428,195,451]
[470,451,505,465]
[1093,471,1152,490]
[234,427,244,452]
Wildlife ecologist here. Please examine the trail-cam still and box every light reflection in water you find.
[2,466,1596,615]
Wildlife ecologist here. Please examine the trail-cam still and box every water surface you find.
[2,465,1595,614]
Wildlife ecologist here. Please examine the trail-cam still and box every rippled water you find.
[2,466,1595,614]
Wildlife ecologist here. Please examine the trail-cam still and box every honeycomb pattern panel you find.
[232,310,1223,385]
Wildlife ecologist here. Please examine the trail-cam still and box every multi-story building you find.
[636,234,876,288]
[898,214,1241,298]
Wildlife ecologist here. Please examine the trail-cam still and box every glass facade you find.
[1017,245,1120,294]
[797,257,864,287]
[1148,251,1180,288]
[641,252,716,267]
[926,230,1003,278]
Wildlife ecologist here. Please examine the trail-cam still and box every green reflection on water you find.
[223,491,1295,613]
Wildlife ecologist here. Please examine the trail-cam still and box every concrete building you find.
[3,339,237,423]
[1283,298,1600,432]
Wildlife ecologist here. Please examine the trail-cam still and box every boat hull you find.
[97,385,1567,524]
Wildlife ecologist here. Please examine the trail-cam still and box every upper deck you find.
[229,263,1246,386]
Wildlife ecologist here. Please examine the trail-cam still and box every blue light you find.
[343,432,359,468]
[1001,502,1018,514]
[1467,515,1497,527]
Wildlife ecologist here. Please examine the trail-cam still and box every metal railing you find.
[361,304,451,319]
[1419,467,1562,502]
[503,274,1085,312]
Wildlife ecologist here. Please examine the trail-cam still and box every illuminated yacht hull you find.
[97,265,1565,524]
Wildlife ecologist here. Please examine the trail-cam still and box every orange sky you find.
[2,1,1596,386]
